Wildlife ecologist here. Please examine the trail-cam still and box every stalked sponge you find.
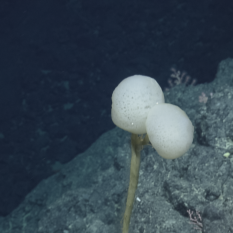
[111,75,164,134]
[146,103,194,159]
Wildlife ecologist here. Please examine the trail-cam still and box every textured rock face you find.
[1,58,233,233]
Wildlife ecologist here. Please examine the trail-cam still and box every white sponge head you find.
[146,104,194,159]
[111,75,164,134]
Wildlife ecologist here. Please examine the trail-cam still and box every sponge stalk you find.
[122,134,149,233]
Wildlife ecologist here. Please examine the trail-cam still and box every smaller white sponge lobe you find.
[111,75,164,134]
[146,103,194,159]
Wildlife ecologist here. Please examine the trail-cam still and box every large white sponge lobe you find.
[111,75,164,134]
[146,103,194,159]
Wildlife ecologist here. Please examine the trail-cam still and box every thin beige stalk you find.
[122,134,149,233]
